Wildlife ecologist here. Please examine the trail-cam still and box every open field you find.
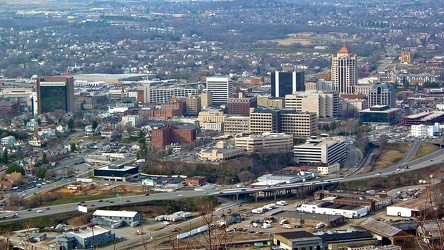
[268,32,355,46]
[372,142,411,171]
[411,142,440,160]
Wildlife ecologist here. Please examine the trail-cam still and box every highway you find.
[3,148,443,223]
[2,147,444,249]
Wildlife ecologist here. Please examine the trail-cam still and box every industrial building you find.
[273,231,323,250]
[93,164,139,181]
[92,210,141,228]
[386,198,430,217]
[254,171,316,186]
[274,211,345,228]
[297,199,369,219]
[56,226,115,250]
[314,190,392,211]
[359,218,416,249]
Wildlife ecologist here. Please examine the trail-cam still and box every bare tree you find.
[166,204,233,250]
[415,175,444,250]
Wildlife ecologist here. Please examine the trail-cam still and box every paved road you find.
[4,148,444,223]
[399,139,422,164]
[3,147,444,249]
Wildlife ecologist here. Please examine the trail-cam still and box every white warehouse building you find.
[297,199,368,219]
[410,123,441,138]
[386,198,427,218]
[293,137,346,164]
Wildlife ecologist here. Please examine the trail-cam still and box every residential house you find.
[56,124,67,134]
[26,119,39,131]
[29,135,44,147]
[1,136,16,148]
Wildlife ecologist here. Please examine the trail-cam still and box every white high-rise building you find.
[206,77,232,104]
[331,45,357,94]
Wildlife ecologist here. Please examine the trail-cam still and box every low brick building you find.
[186,176,207,186]
[151,124,196,149]
[314,190,392,211]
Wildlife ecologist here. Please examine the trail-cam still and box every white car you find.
[178,194,183,197]
[283,224,292,229]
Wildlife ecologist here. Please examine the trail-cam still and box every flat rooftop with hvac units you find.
[93,163,139,181]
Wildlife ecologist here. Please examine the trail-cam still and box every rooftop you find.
[275,211,344,221]
[70,226,110,239]
[97,164,138,172]
[338,44,351,54]
[360,218,401,237]
[316,230,374,242]
[93,210,139,218]
[388,198,428,211]
[275,231,322,241]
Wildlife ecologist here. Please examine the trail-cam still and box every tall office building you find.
[226,94,257,116]
[206,77,232,104]
[331,45,357,94]
[270,71,305,97]
[249,108,316,137]
[185,94,201,116]
[285,92,339,118]
[367,83,396,108]
[200,90,213,109]
[36,76,74,114]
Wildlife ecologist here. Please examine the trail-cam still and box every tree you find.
[138,130,146,144]
[5,165,25,175]
[1,149,7,163]
[70,143,76,152]
[92,120,98,130]
[42,152,49,164]
[68,118,75,131]
[237,170,255,183]
[36,167,47,179]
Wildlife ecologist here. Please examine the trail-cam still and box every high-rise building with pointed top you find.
[331,44,357,94]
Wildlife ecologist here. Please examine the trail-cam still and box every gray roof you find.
[360,218,402,237]
[276,231,322,241]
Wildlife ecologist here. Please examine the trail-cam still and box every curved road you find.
[2,148,444,249]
